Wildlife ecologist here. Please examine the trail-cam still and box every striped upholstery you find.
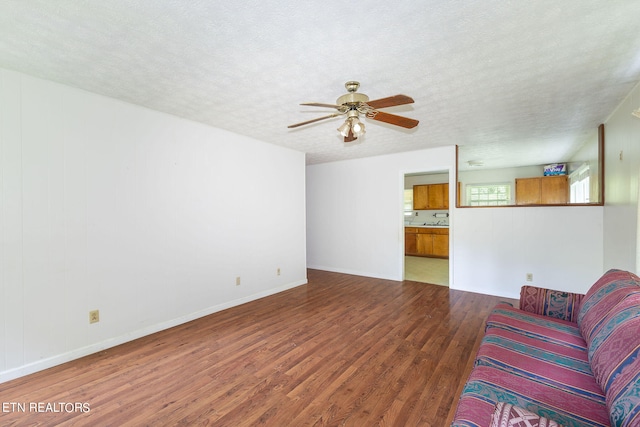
[476,328,604,403]
[467,307,608,426]
[452,366,609,427]
[588,293,640,426]
[485,303,586,350]
[520,285,584,323]
[452,270,640,427]
[577,269,640,346]
[577,269,640,426]
[490,402,564,427]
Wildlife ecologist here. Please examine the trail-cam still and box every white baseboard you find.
[306,264,400,282]
[0,279,307,384]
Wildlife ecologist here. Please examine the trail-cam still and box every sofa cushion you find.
[452,303,609,427]
[451,365,610,427]
[476,328,604,403]
[577,269,640,346]
[485,303,586,351]
[520,285,584,323]
[490,402,564,427]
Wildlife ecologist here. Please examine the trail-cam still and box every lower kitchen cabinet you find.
[432,234,449,257]
[405,227,449,258]
[405,232,417,254]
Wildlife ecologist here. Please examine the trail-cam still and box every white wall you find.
[603,81,640,272]
[453,206,603,298]
[0,69,307,382]
[306,146,455,280]
[404,173,448,188]
[306,145,605,299]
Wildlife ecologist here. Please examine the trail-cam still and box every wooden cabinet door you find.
[516,177,541,205]
[416,234,433,255]
[432,234,449,257]
[405,232,417,255]
[415,183,449,209]
[541,175,568,204]
[406,228,449,258]
[427,184,445,209]
[443,183,449,209]
[413,185,429,210]
[516,176,569,205]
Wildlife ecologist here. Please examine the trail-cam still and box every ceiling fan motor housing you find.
[336,92,369,107]
[336,80,369,107]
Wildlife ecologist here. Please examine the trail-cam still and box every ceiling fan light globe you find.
[351,118,365,137]
[337,120,351,137]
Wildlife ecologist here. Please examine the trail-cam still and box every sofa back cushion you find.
[520,285,584,323]
[577,269,640,346]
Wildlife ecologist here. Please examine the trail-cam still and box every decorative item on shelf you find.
[543,163,567,176]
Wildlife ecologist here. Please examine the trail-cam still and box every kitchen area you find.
[404,173,449,286]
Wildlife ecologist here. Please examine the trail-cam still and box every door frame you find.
[401,166,454,285]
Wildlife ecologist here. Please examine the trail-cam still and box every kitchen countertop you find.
[405,223,449,228]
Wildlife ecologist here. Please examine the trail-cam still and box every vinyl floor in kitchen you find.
[404,256,449,286]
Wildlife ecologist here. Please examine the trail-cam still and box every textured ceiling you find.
[1,1,639,166]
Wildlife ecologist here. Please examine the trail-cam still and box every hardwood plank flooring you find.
[0,270,516,426]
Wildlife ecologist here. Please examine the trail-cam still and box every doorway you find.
[403,170,450,286]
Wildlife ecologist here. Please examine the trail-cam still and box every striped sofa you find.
[451,269,640,427]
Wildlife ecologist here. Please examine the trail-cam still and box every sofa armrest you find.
[520,285,584,323]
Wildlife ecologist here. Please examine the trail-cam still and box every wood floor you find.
[0,270,515,427]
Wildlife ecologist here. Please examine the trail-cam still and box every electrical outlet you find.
[277,268,281,276]
[526,273,533,282]
[236,276,241,286]
[89,310,100,324]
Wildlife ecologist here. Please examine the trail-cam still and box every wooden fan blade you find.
[288,113,341,128]
[367,110,419,129]
[344,127,357,142]
[300,102,343,109]
[366,94,414,109]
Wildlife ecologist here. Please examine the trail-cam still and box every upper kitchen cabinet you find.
[413,183,449,210]
[515,175,568,205]
[413,185,429,209]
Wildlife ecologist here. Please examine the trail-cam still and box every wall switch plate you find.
[277,268,281,276]
[526,273,533,282]
[236,276,241,286]
[89,310,100,324]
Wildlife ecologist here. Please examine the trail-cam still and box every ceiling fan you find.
[288,81,419,142]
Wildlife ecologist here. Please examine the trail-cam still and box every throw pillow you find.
[490,402,564,427]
